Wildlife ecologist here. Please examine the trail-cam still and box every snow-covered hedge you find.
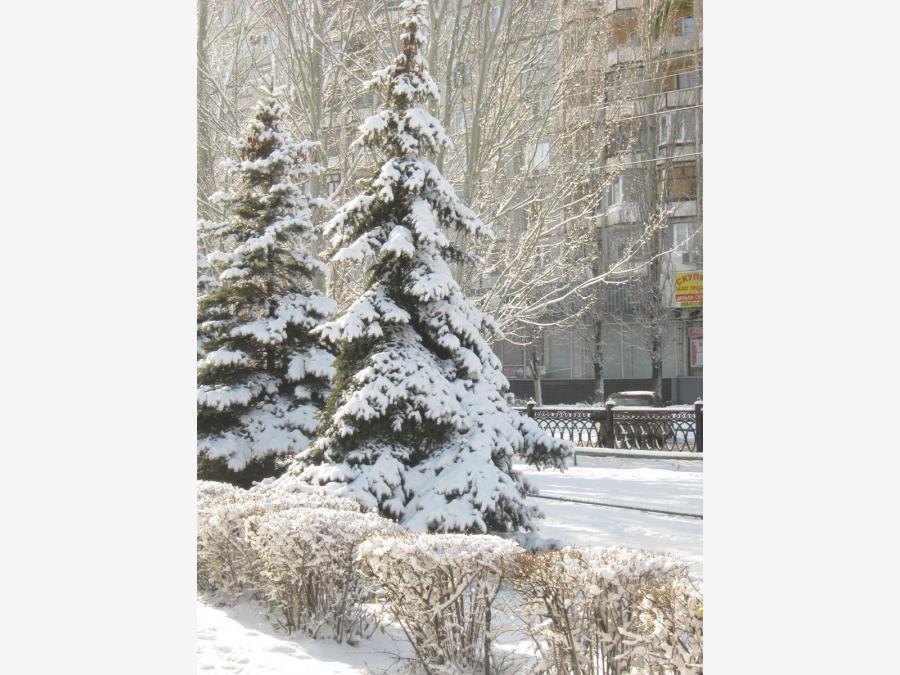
[246,506,401,643]
[509,546,702,674]
[359,533,520,673]
[626,575,704,673]
[196,482,359,597]
[196,481,703,672]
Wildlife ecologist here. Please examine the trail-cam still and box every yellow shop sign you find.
[674,271,703,307]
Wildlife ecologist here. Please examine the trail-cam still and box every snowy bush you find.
[359,533,520,673]
[246,507,401,644]
[196,481,360,597]
[245,485,362,515]
[622,576,703,673]
[197,479,240,513]
[197,498,267,597]
[509,546,694,675]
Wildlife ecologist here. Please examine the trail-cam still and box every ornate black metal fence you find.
[516,401,703,452]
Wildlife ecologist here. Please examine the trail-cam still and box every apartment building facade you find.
[495,0,703,404]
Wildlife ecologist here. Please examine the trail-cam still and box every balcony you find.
[664,87,701,110]
[607,45,640,67]
[603,202,639,226]
[666,200,698,219]
[604,0,638,12]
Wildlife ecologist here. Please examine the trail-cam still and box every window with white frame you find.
[605,173,630,207]
[453,109,473,134]
[678,110,697,142]
[673,221,693,250]
[526,140,550,172]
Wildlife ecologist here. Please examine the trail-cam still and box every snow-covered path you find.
[517,456,703,575]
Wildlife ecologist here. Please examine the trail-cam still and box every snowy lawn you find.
[518,455,703,576]
[197,598,411,673]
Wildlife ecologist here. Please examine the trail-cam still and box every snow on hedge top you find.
[197,480,362,517]
[248,506,403,554]
[359,532,520,576]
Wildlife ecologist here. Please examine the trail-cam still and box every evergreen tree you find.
[286,0,570,533]
[197,91,337,488]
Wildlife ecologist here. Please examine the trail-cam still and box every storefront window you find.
[688,324,703,373]
[494,340,525,379]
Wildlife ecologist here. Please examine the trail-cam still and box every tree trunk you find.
[592,316,605,404]
[532,376,543,406]
[650,334,663,402]
[527,340,543,406]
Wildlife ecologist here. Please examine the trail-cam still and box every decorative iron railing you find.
[516,401,703,453]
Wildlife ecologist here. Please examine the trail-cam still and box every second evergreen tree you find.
[285,0,571,533]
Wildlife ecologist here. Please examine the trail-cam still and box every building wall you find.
[506,376,702,405]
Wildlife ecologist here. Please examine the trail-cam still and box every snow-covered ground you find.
[518,456,702,575]
[198,599,411,673]
[198,455,702,672]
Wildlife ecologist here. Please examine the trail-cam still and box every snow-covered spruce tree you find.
[197,91,337,488]
[284,0,571,533]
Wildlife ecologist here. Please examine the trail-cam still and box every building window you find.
[661,110,697,145]
[673,222,693,250]
[453,109,473,134]
[676,71,700,90]
[453,63,472,86]
[608,284,632,314]
[606,232,621,261]
[535,90,551,116]
[353,91,374,112]
[659,163,697,200]
[494,340,525,379]
[675,16,696,36]
[605,173,630,207]
[544,328,573,379]
[326,172,341,196]
[526,140,550,172]
[676,110,697,142]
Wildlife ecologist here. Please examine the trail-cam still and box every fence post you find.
[695,399,703,453]
[605,402,615,449]
[526,398,535,419]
